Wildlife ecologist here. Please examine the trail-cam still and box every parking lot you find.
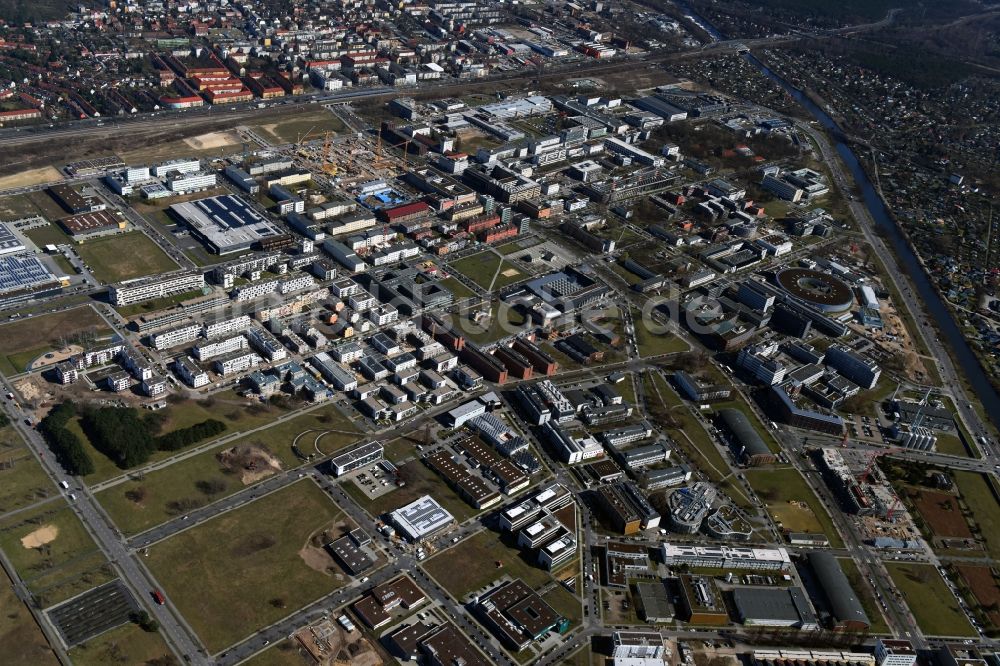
[46,579,138,647]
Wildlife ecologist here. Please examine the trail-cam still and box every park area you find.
[886,563,975,637]
[74,232,178,283]
[422,530,553,602]
[98,404,362,535]
[744,468,843,547]
[146,480,349,653]
[0,499,114,608]
[449,252,527,291]
[0,305,113,376]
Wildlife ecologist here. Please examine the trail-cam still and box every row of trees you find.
[80,406,226,470]
[37,401,95,476]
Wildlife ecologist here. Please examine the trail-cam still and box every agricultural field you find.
[146,480,350,653]
[74,232,178,283]
[0,305,113,376]
[449,252,528,291]
[99,404,362,535]
[744,467,843,547]
[886,563,976,637]
[422,530,552,601]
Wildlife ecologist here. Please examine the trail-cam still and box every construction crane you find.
[860,446,902,484]
[320,131,338,177]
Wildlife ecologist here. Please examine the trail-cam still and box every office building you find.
[330,441,384,476]
[390,495,455,541]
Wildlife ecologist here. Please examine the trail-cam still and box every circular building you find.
[775,267,854,313]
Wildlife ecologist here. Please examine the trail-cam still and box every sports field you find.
[146,480,349,653]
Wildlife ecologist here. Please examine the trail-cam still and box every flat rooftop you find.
[171,194,283,254]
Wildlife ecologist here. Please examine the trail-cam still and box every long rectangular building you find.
[110,272,205,307]
[330,441,384,476]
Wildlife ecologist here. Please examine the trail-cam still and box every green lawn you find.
[69,622,172,666]
[953,472,1000,559]
[146,480,349,653]
[0,427,56,513]
[543,584,582,629]
[99,405,362,535]
[422,530,552,601]
[632,309,689,357]
[75,232,178,284]
[745,467,844,548]
[886,563,976,637]
[449,252,527,291]
[0,567,58,665]
[837,558,890,634]
[24,224,72,248]
[439,276,477,300]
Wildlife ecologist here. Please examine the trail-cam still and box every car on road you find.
[152,589,166,605]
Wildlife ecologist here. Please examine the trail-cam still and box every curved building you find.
[717,409,776,466]
[775,268,854,313]
[807,551,870,631]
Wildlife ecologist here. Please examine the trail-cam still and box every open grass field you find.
[0,305,113,376]
[886,563,976,637]
[449,252,527,291]
[0,499,114,606]
[422,530,552,601]
[76,392,290,484]
[632,311,689,357]
[745,467,843,547]
[837,558,890,634]
[251,110,346,145]
[0,567,58,666]
[0,190,68,224]
[243,638,312,666]
[75,232,178,283]
[345,457,480,523]
[99,405,362,535]
[68,622,172,666]
[0,426,56,514]
[0,166,62,190]
[909,488,972,539]
[956,565,1000,631]
[24,223,73,248]
[953,472,1000,559]
[543,584,583,629]
[438,276,477,301]
[146,480,349,653]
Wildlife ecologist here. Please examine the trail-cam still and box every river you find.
[675,1,1000,429]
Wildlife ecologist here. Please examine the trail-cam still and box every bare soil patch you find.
[217,443,283,485]
[20,524,58,549]
[911,489,973,539]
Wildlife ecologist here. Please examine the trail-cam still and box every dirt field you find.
[184,131,240,151]
[294,617,382,666]
[910,489,973,539]
[0,166,63,190]
[957,565,1000,630]
[20,524,58,549]
[217,444,283,485]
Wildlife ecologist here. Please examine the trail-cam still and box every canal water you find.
[675,1,1000,428]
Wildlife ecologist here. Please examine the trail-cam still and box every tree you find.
[124,486,148,504]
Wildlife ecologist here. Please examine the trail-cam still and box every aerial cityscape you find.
[0,0,999,665]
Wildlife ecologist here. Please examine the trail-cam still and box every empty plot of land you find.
[146,480,349,653]
[745,468,843,548]
[0,305,112,376]
[0,567,58,666]
[886,563,976,637]
[422,530,552,602]
[184,131,240,151]
[956,565,1000,631]
[68,622,173,666]
[909,489,972,539]
[0,426,56,513]
[953,472,1000,559]
[47,580,136,647]
[0,166,63,190]
[252,110,345,145]
[75,232,178,283]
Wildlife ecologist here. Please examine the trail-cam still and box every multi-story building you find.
[173,356,209,388]
[875,640,917,666]
[150,323,202,350]
[542,421,604,464]
[214,350,262,377]
[203,315,253,339]
[246,327,287,362]
[826,345,881,389]
[110,272,205,307]
[661,543,791,571]
[737,342,787,386]
[330,441,384,476]
[193,335,248,361]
